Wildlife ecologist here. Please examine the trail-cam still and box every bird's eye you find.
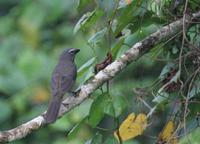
[68,49,75,54]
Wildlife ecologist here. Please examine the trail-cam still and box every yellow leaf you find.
[157,120,178,144]
[114,113,147,141]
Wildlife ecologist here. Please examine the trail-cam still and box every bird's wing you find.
[51,66,76,97]
[60,70,76,94]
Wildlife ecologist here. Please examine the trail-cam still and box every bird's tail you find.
[44,96,61,124]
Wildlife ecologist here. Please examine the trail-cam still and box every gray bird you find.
[44,48,80,124]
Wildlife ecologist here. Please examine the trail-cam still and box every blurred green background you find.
[2,0,199,144]
[0,0,95,143]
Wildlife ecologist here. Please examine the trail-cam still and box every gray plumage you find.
[44,48,80,124]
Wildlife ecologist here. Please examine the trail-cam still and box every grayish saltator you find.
[44,48,80,124]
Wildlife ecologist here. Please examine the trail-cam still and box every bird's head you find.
[59,48,80,62]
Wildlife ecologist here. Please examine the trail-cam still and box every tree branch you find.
[0,11,200,143]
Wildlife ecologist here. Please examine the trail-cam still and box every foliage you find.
[0,0,200,143]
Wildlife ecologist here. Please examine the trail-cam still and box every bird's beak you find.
[72,49,80,54]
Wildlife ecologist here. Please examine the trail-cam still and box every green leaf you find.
[78,66,94,89]
[78,57,96,77]
[77,0,92,11]
[67,117,87,140]
[90,133,103,144]
[0,99,12,123]
[115,1,153,37]
[84,67,94,82]
[113,96,127,117]
[111,38,125,60]
[88,93,109,127]
[114,1,138,36]
[172,46,179,54]
[124,31,140,46]
[153,68,180,103]
[74,9,104,34]
[104,95,127,117]
[159,63,175,80]
[50,117,71,131]
[85,133,103,144]
[169,70,180,83]
[179,127,200,144]
[88,28,107,46]
[148,0,166,17]
[104,136,118,144]
[104,100,115,117]
[188,80,200,99]
[152,90,169,103]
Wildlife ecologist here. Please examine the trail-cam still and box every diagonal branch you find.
[0,11,200,143]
